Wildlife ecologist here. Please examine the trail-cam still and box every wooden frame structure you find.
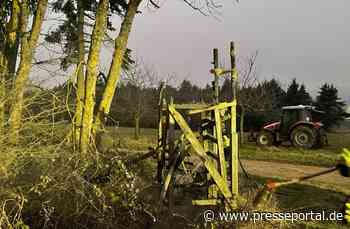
[156,41,239,210]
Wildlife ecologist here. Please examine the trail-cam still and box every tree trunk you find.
[9,0,48,145]
[0,0,20,142]
[134,114,140,140]
[95,0,142,129]
[0,55,5,142]
[4,0,20,80]
[240,107,245,145]
[79,0,109,154]
[73,0,86,148]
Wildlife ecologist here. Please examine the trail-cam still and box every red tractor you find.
[256,105,327,149]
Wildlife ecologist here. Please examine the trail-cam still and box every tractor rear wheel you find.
[315,128,328,148]
[257,131,273,146]
[291,126,316,149]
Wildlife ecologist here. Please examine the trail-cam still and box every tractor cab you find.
[257,105,327,149]
[279,105,320,138]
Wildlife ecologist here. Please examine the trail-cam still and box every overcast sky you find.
[125,0,350,102]
[34,0,350,103]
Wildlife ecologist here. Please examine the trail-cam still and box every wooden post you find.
[230,42,237,100]
[230,41,239,200]
[157,83,165,183]
[210,48,220,200]
[215,109,227,180]
[168,105,234,205]
[213,48,219,104]
[168,97,176,157]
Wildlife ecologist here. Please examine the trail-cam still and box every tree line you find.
[50,70,345,134]
[107,75,346,132]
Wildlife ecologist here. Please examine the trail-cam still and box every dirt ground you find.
[241,159,350,194]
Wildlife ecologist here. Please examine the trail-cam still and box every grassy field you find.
[240,132,350,167]
[109,127,350,228]
[112,127,350,167]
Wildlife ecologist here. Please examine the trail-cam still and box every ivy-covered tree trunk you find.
[9,0,48,145]
[0,53,5,142]
[95,0,142,129]
[4,0,20,80]
[0,0,20,141]
[74,0,86,148]
[79,0,108,154]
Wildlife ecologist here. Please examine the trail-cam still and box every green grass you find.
[239,144,338,167]
[240,132,350,167]
[268,177,348,229]
[108,127,157,150]
[112,127,350,167]
[240,175,348,229]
